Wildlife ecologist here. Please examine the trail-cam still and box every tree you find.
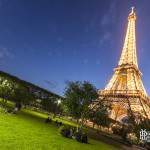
[126,109,150,143]
[41,98,62,115]
[89,100,111,129]
[64,81,98,127]
[11,81,35,110]
[0,76,14,107]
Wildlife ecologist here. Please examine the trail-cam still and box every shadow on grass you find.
[17,109,48,123]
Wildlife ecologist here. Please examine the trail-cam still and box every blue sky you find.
[1,0,150,96]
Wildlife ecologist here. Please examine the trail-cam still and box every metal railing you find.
[98,90,149,100]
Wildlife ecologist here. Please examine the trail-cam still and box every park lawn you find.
[23,109,78,127]
[0,108,121,150]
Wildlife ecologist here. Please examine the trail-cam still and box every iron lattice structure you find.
[93,8,150,122]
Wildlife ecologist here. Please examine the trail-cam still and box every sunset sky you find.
[0,0,150,95]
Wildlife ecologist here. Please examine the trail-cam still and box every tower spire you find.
[118,7,138,68]
[131,6,135,14]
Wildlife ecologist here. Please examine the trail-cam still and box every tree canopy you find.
[64,81,98,126]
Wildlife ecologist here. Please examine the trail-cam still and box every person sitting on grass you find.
[6,108,14,114]
[60,125,71,138]
[45,116,52,123]
[58,121,63,126]
[55,120,58,126]
[13,107,19,114]
[81,133,88,143]
[75,129,82,142]
[55,120,63,126]
[15,102,22,111]
[75,127,88,143]
[71,127,76,139]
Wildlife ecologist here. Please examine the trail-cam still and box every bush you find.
[0,107,6,113]
[145,143,150,150]
[112,124,135,143]
[127,133,138,145]
[112,125,122,136]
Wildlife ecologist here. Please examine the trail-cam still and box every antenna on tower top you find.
[131,6,135,13]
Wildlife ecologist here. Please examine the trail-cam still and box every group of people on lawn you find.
[45,116,63,126]
[45,116,88,143]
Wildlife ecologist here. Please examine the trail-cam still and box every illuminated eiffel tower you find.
[94,7,150,122]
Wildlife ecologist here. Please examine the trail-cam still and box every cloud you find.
[96,60,101,65]
[0,47,14,59]
[101,14,110,26]
[99,32,111,45]
[44,80,58,89]
[83,58,89,64]
[57,36,63,43]
[48,47,63,57]
[48,50,53,56]
[101,2,117,27]
[99,2,117,46]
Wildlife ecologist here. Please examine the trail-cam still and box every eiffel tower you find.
[93,7,150,122]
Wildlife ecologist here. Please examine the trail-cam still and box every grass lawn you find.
[0,108,122,150]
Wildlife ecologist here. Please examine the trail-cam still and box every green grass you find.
[0,108,121,150]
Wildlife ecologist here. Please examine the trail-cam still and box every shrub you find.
[112,125,122,136]
[0,107,6,113]
[145,143,150,150]
[112,124,134,143]
[127,133,138,145]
